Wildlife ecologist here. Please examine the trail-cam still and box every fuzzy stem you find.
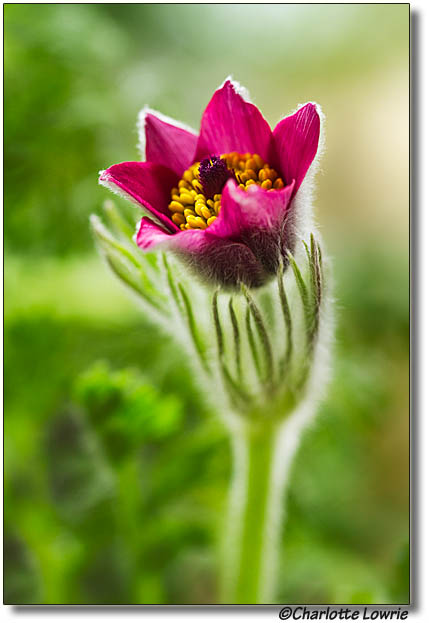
[221,418,297,604]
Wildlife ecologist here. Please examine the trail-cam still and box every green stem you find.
[221,421,285,604]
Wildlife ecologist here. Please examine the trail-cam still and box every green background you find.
[4,3,409,604]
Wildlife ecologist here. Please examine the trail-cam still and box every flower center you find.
[198,155,233,198]
[168,152,285,230]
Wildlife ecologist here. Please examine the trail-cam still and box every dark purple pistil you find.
[199,156,233,199]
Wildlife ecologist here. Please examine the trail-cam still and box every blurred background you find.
[4,3,409,605]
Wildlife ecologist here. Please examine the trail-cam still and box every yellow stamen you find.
[180,192,194,205]
[168,152,286,230]
[172,213,186,226]
[201,206,212,220]
[168,200,185,213]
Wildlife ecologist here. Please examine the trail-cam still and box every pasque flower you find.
[93,78,331,604]
[99,79,320,288]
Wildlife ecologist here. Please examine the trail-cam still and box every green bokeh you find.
[5,4,409,604]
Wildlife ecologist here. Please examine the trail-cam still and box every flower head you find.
[99,78,321,289]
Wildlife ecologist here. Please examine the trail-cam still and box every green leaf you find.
[245,306,262,379]
[177,282,210,373]
[229,297,242,382]
[212,291,250,409]
[277,261,293,376]
[241,284,274,390]
[90,214,140,269]
[162,253,181,309]
[287,251,313,341]
[102,199,136,241]
[90,215,165,312]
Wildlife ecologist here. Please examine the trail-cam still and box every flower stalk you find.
[222,420,280,604]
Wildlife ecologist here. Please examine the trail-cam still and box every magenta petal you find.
[135,217,175,249]
[210,179,295,238]
[136,218,205,254]
[99,161,179,232]
[273,103,320,196]
[196,79,273,162]
[140,110,198,177]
